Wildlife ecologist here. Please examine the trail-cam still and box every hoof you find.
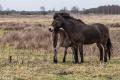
[79,62,83,64]
[54,60,58,64]
[104,60,107,62]
[72,61,79,64]
[81,61,84,63]
[100,60,103,62]
[63,59,66,63]
[104,59,107,62]
[63,61,65,63]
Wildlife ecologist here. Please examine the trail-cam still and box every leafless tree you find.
[0,4,3,11]
[71,6,79,14]
[40,6,46,15]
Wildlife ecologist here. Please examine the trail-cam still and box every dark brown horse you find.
[52,13,112,63]
[49,27,78,63]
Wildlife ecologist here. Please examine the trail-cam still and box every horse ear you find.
[58,14,62,18]
[61,13,70,18]
[57,14,66,21]
[54,12,66,20]
[53,13,58,19]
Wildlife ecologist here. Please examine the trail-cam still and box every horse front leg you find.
[79,44,84,63]
[52,31,58,63]
[71,47,78,63]
[63,47,68,63]
[53,48,58,63]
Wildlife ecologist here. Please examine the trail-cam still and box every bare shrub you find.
[0,22,42,30]
[108,23,120,27]
[0,26,52,50]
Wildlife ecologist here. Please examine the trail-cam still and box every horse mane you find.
[76,19,85,24]
[53,12,70,19]
[60,13,86,24]
[53,12,86,24]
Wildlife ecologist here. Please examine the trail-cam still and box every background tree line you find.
[82,5,120,14]
[0,4,120,15]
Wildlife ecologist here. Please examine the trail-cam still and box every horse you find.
[49,27,78,63]
[52,12,112,63]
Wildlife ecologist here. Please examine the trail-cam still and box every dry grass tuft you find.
[0,26,52,50]
[108,23,120,27]
[0,22,43,30]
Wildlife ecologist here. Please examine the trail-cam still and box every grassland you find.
[0,14,120,80]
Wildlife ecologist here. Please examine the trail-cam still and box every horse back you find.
[82,23,109,44]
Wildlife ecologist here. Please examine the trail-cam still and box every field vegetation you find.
[0,14,120,80]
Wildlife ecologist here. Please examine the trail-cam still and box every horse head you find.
[52,13,69,32]
[48,27,54,32]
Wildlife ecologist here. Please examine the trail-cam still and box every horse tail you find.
[107,38,113,60]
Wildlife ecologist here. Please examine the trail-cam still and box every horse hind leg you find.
[97,43,104,61]
[63,47,68,63]
[103,44,108,62]
[106,38,112,60]
[79,44,84,63]
[53,48,58,63]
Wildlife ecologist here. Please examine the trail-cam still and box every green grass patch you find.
[0,46,120,80]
